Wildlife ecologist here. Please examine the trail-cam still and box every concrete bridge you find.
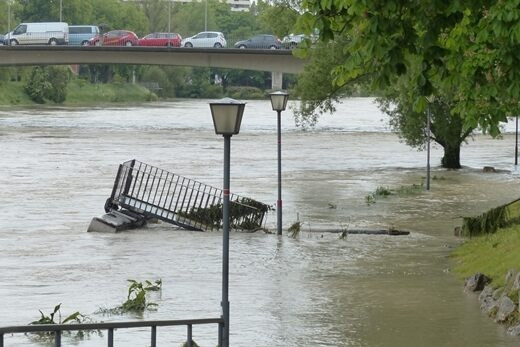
[0,46,306,89]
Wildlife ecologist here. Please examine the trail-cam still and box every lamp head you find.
[209,97,246,136]
[269,90,289,111]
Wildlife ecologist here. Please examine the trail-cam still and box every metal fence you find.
[0,317,223,347]
[106,159,269,231]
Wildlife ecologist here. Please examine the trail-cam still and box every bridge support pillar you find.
[271,71,283,90]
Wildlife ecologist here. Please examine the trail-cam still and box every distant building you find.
[122,0,251,12]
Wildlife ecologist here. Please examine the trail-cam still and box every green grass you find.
[0,79,157,106]
[452,225,520,288]
[0,81,34,105]
[64,79,158,105]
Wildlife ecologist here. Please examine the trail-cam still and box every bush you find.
[24,66,70,104]
[24,67,50,104]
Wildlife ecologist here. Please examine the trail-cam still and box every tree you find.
[257,0,301,37]
[24,66,70,104]
[298,0,520,135]
[295,0,520,168]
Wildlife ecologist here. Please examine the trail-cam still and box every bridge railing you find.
[0,317,224,347]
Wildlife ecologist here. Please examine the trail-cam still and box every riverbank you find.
[0,80,158,106]
[0,78,271,106]
[452,225,520,333]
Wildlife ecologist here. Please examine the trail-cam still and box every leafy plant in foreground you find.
[97,279,162,315]
[28,304,100,342]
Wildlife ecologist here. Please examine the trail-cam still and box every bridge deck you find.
[0,46,305,73]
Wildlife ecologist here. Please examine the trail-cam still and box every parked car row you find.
[1,21,308,50]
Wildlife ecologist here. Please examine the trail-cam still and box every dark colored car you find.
[89,30,139,47]
[138,32,182,47]
[0,34,4,45]
[234,34,281,49]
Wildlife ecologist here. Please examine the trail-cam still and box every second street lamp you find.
[209,97,245,347]
[269,91,289,236]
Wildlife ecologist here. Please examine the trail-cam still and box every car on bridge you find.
[89,30,139,47]
[69,25,100,46]
[138,32,182,47]
[181,31,226,48]
[234,34,281,49]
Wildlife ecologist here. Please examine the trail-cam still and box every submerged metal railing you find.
[106,159,269,231]
[0,317,223,347]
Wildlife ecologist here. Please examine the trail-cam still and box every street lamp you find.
[209,97,245,347]
[425,95,434,191]
[60,0,63,22]
[269,90,289,235]
[515,115,518,167]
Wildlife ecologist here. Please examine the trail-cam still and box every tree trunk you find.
[441,144,461,169]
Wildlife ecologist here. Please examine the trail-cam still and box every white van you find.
[7,22,69,46]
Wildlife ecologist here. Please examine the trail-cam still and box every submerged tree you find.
[293,0,520,168]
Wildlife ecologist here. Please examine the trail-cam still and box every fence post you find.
[1,333,4,347]
[187,324,193,347]
[108,328,114,347]
[151,325,157,347]
[55,330,61,347]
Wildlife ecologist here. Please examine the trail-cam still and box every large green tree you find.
[299,0,520,134]
[294,0,520,168]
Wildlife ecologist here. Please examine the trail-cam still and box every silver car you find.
[182,31,226,48]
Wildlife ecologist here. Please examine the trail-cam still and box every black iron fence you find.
[0,317,223,347]
[107,159,269,231]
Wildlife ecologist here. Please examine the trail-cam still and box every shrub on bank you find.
[226,86,265,100]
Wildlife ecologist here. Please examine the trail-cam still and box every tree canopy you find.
[299,0,520,135]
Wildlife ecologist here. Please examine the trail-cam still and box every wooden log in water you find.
[312,229,410,236]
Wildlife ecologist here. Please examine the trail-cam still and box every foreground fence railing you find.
[0,317,224,347]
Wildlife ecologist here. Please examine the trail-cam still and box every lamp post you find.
[426,105,431,190]
[168,0,172,33]
[60,0,63,22]
[515,115,518,167]
[204,0,208,31]
[269,91,289,235]
[209,97,245,347]
[7,0,11,46]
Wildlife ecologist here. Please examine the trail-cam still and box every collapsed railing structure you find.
[88,159,270,232]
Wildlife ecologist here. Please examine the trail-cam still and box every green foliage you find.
[453,225,520,289]
[226,86,266,100]
[98,279,162,315]
[24,67,51,104]
[178,197,271,231]
[365,183,423,205]
[24,66,70,104]
[293,37,372,128]
[298,0,520,138]
[121,279,161,312]
[181,341,200,347]
[28,304,99,342]
[257,0,301,38]
[460,199,520,237]
[288,221,302,238]
[45,66,70,103]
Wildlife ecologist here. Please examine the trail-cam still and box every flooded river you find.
[1,98,519,346]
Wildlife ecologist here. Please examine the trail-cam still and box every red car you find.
[138,32,182,47]
[89,30,139,47]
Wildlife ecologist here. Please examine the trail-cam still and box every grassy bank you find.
[0,81,35,105]
[452,225,520,288]
[64,79,158,105]
[0,79,157,106]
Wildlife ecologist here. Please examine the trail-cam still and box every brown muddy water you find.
[0,98,519,346]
